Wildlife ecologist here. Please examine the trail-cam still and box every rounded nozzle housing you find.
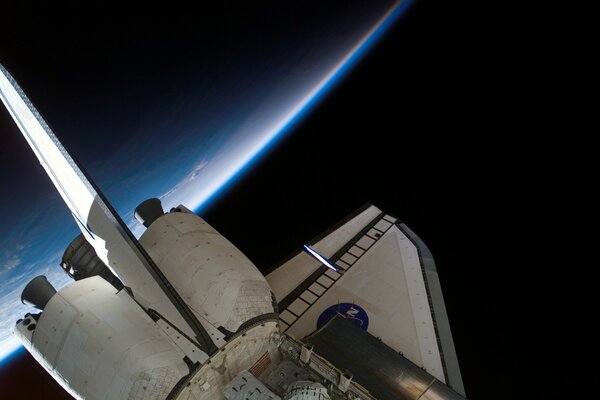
[134,198,164,228]
[21,275,57,310]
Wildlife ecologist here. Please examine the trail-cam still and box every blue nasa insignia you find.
[317,303,369,331]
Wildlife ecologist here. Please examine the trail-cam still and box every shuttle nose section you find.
[21,275,57,310]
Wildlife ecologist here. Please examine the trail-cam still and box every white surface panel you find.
[277,220,447,382]
[266,205,381,301]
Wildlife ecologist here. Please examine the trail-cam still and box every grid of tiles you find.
[279,214,397,332]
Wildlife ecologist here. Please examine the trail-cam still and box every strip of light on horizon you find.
[0,337,22,362]
[191,0,414,212]
[303,244,338,272]
[0,1,413,363]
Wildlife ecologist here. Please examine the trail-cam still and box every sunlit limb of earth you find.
[0,0,413,363]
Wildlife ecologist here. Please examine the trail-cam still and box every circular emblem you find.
[317,303,369,331]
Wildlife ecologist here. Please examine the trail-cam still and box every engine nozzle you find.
[21,275,56,310]
[134,198,164,228]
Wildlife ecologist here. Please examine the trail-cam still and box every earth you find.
[0,1,408,362]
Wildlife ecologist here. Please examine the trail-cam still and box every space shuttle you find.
[0,63,467,400]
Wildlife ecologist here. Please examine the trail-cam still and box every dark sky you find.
[0,1,588,399]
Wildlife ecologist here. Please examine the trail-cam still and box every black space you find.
[0,1,589,399]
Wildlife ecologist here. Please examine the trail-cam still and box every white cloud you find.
[149,160,213,214]
[4,257,21,271]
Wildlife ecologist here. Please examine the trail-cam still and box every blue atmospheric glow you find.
[194,0,414,213]
[303,244,338,272]
[0,1,413,365]
[0,338,23,365]
[0,343,25,366]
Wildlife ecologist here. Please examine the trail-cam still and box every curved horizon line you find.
[190,0,414,213]
[0,0,414,365]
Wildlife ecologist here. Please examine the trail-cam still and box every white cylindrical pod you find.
[14,276,191,400]
[139,208,277,336]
